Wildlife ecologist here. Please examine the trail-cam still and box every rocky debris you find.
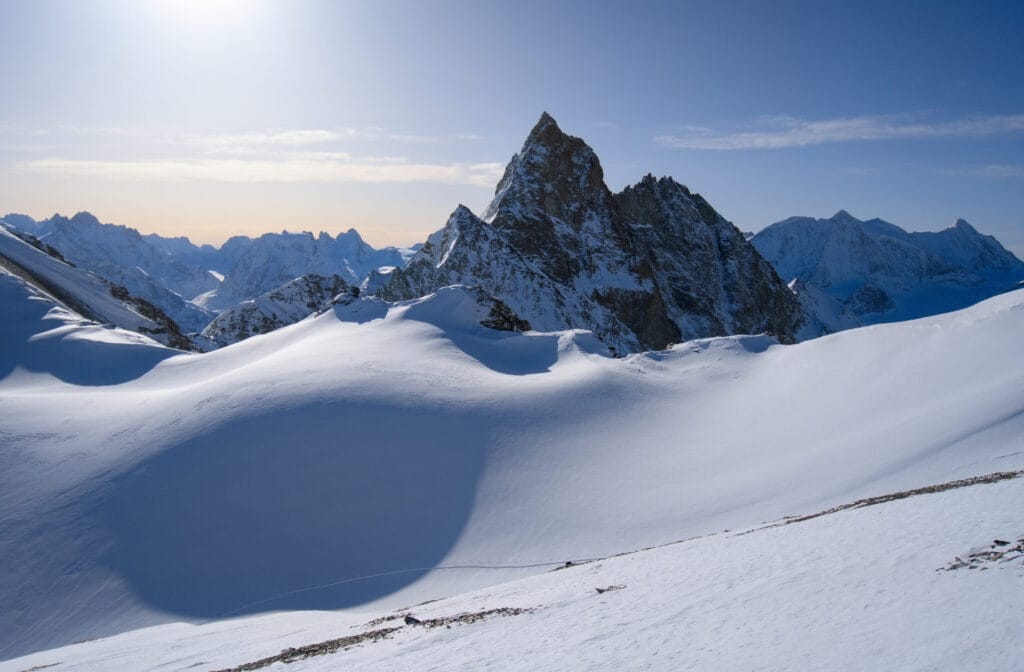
[378,113,803,354]
[769,470,1024,529]
[939,536,1024,572]
[595,585,625,594]
[209,626,401,672]
[414,607,532,629]
[214,607,532,671]
[17,663,61,672]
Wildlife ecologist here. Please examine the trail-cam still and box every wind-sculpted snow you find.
[0,271,176,384]
[1,285,1023,660]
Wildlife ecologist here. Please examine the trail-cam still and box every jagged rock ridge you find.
[200,274,355,347]
[378,113,802,353]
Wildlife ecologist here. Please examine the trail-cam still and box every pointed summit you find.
[951,218,978,233]
[483,113,608,229]
[830,209,859,224]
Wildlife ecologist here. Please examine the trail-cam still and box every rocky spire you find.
[483,112,610,231]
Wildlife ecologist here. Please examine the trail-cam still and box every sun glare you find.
[152,0,247,28]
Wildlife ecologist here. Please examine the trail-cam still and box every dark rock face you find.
[614,175,803,345]
[378,113,803,353]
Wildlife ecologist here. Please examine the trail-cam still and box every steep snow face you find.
[203,229,405,310]
[200,274,354,347]
[1,280,1022,659]
[19,212,217,331]
[752,210,1024,325]
[379,113,802,353]
[0,226,194,350]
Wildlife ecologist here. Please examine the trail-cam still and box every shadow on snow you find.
[98,400,488,618]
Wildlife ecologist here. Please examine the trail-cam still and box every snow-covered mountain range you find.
[752,210,1024,331]
[1,214,411,344]
[380,113,803,353]
[5,127,1022,352]
[199,228,404,310]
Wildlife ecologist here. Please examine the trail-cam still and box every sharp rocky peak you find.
[483,112,608,226]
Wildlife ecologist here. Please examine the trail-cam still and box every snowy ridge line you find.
[213,560,604,621]
[756,469,1024,532]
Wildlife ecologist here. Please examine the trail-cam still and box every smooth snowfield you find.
[4,475,1021,671]
[1,285,1023,661]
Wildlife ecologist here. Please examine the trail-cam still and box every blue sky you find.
[1,0,1022,254]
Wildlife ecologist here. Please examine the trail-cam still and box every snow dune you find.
[1,283,1023,661]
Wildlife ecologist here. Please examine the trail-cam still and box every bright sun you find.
[153,0,247,28]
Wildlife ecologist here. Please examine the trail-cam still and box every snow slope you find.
[1,284,1023,661]
[3,473,1020,671]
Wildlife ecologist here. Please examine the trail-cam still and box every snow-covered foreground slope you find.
[1,286,1023,662]
[4,473,1021,672]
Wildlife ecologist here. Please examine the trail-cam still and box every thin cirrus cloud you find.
[15,126,502,186]
[655,113,1024,150]
[938,164,1024,178]
[23,156,506,186]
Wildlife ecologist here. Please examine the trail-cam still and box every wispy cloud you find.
[192,129,354,151]
[655,113,1024,150]
[8,125,498,186]
[938,164,1024,178]
[22,156,505,186]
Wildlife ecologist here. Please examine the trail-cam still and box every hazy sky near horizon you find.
[1,0,1023,254]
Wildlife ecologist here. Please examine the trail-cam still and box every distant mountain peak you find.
[830,209,859,223]
[951,218,978,233]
